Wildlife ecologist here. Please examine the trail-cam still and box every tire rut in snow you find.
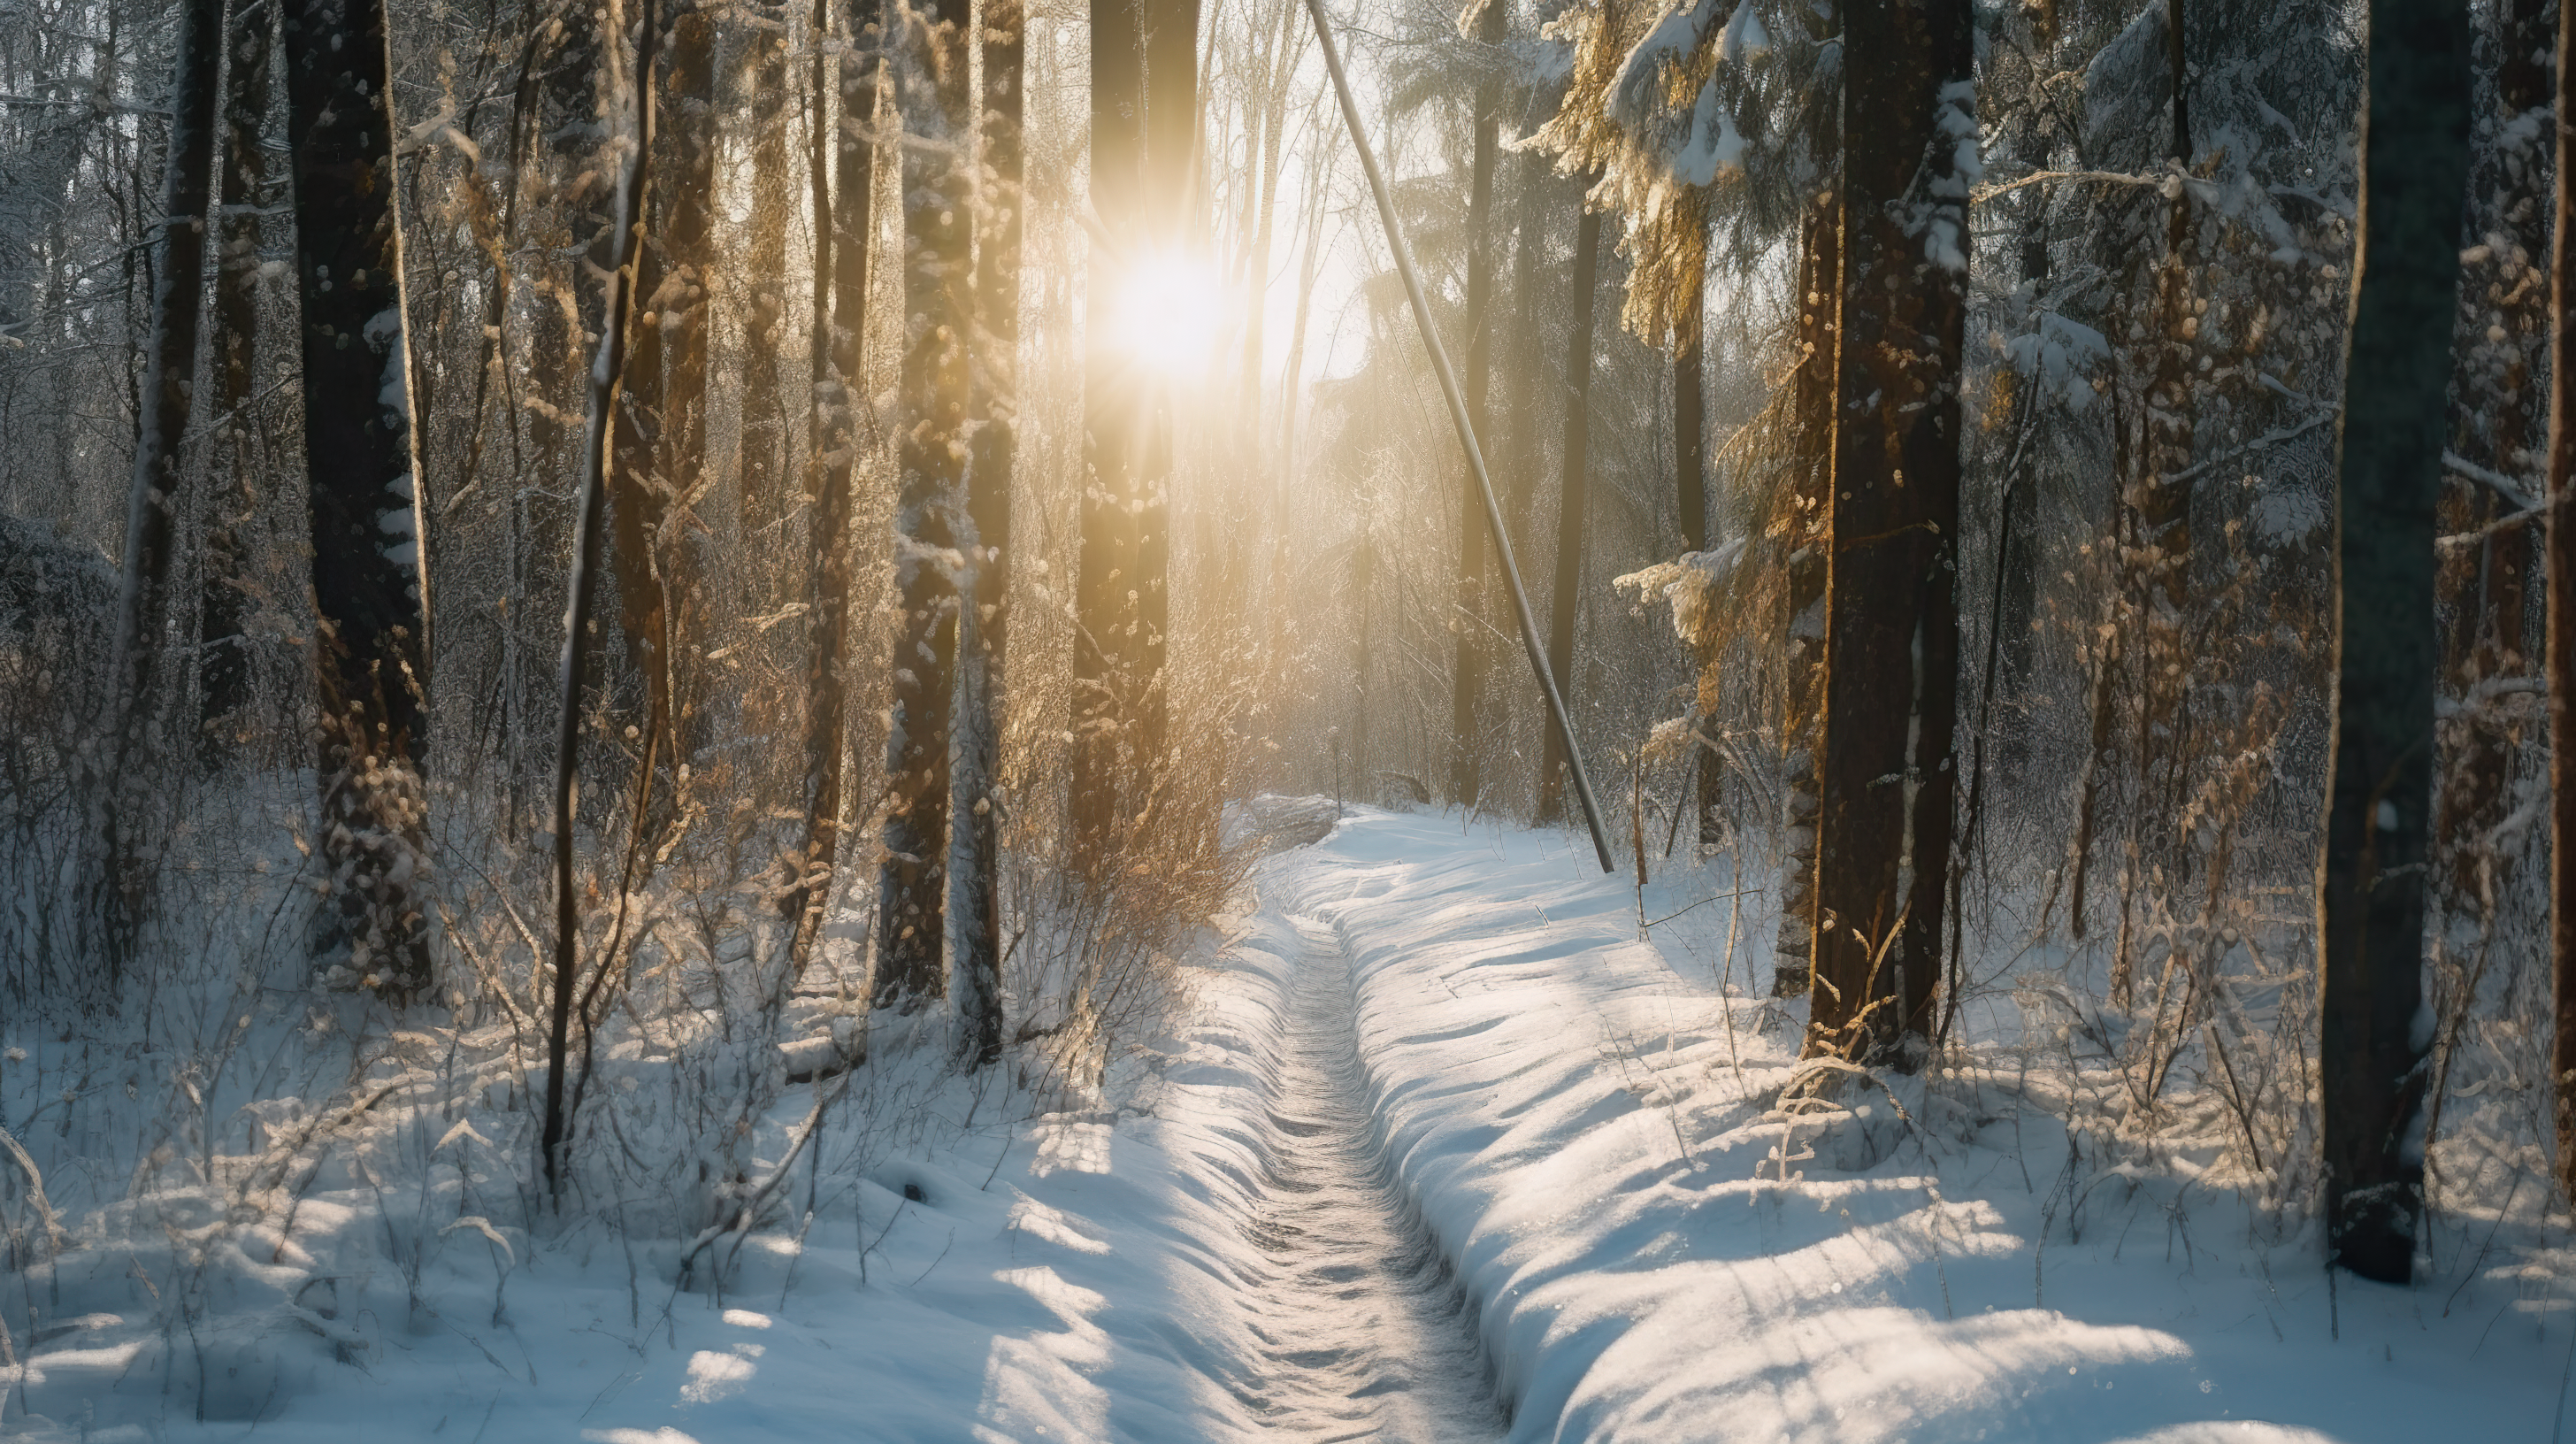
[1239,914,1504,1442]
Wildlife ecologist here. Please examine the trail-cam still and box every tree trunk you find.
[1803,0,1969,1067]
[1075,0,1146,866]
[2552,0,2576,1219]
[2434,0,2548,913]
[542,0,658,1197]
[1675,242,1715,846]
[1130,0,1197,780]
[873,0,977,1010]
[198,0,274,749]
[282,0,434,1000]
[2319,0,2469,1284]
[1773,180,1836,997]
[114,0,222,709]
[954,0,1025,1065]
[1449,0,1506,810]
[97,0,221,965]
[2127,0,2197,950]
[1535,175,1603,826]
[608,0,719,780]
[786,0,878,967]
[735,14,794,564]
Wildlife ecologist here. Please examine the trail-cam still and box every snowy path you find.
[1237,914,1505,1442]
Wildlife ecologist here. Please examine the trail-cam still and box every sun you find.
[1106,244,1230,381]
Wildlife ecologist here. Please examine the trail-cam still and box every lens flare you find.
[1108,246,1230,380]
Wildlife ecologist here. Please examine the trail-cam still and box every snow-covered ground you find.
[7,806,2561,1441]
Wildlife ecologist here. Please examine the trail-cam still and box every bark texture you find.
[872,0,976,1010]
[1803,0,1970,1065]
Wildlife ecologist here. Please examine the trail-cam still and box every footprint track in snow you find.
[1238,915,1505,1443]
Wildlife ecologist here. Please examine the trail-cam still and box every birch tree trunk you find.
[1771,185,1832,995]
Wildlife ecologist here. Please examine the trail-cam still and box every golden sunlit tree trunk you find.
[1535,175,1604,826]
[1131,0,1198,780]
[954,0,1026,1064]
[1803,0,1970,1066]
[735,15,795,564]
[872,0,978,1010]
[1074,0,1146,865]
[1449,0,1506,810]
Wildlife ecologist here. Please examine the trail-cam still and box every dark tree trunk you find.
[114,0,221,711]
[1449,0,1506,810]
[198,0,274,747]
[1675,260,1706,557]
[1803,0,1969,1066]
[954,0,1025,1065]
[2319,0,2470,1285]
[1535,177,1603,826]
[98,0,222,964]
[872,0,976,1011]
[282,0,434,999]
[1074,0,1146,865]
[786,0,877,967]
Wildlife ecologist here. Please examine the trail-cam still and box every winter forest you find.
[1,0,2572,1434]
